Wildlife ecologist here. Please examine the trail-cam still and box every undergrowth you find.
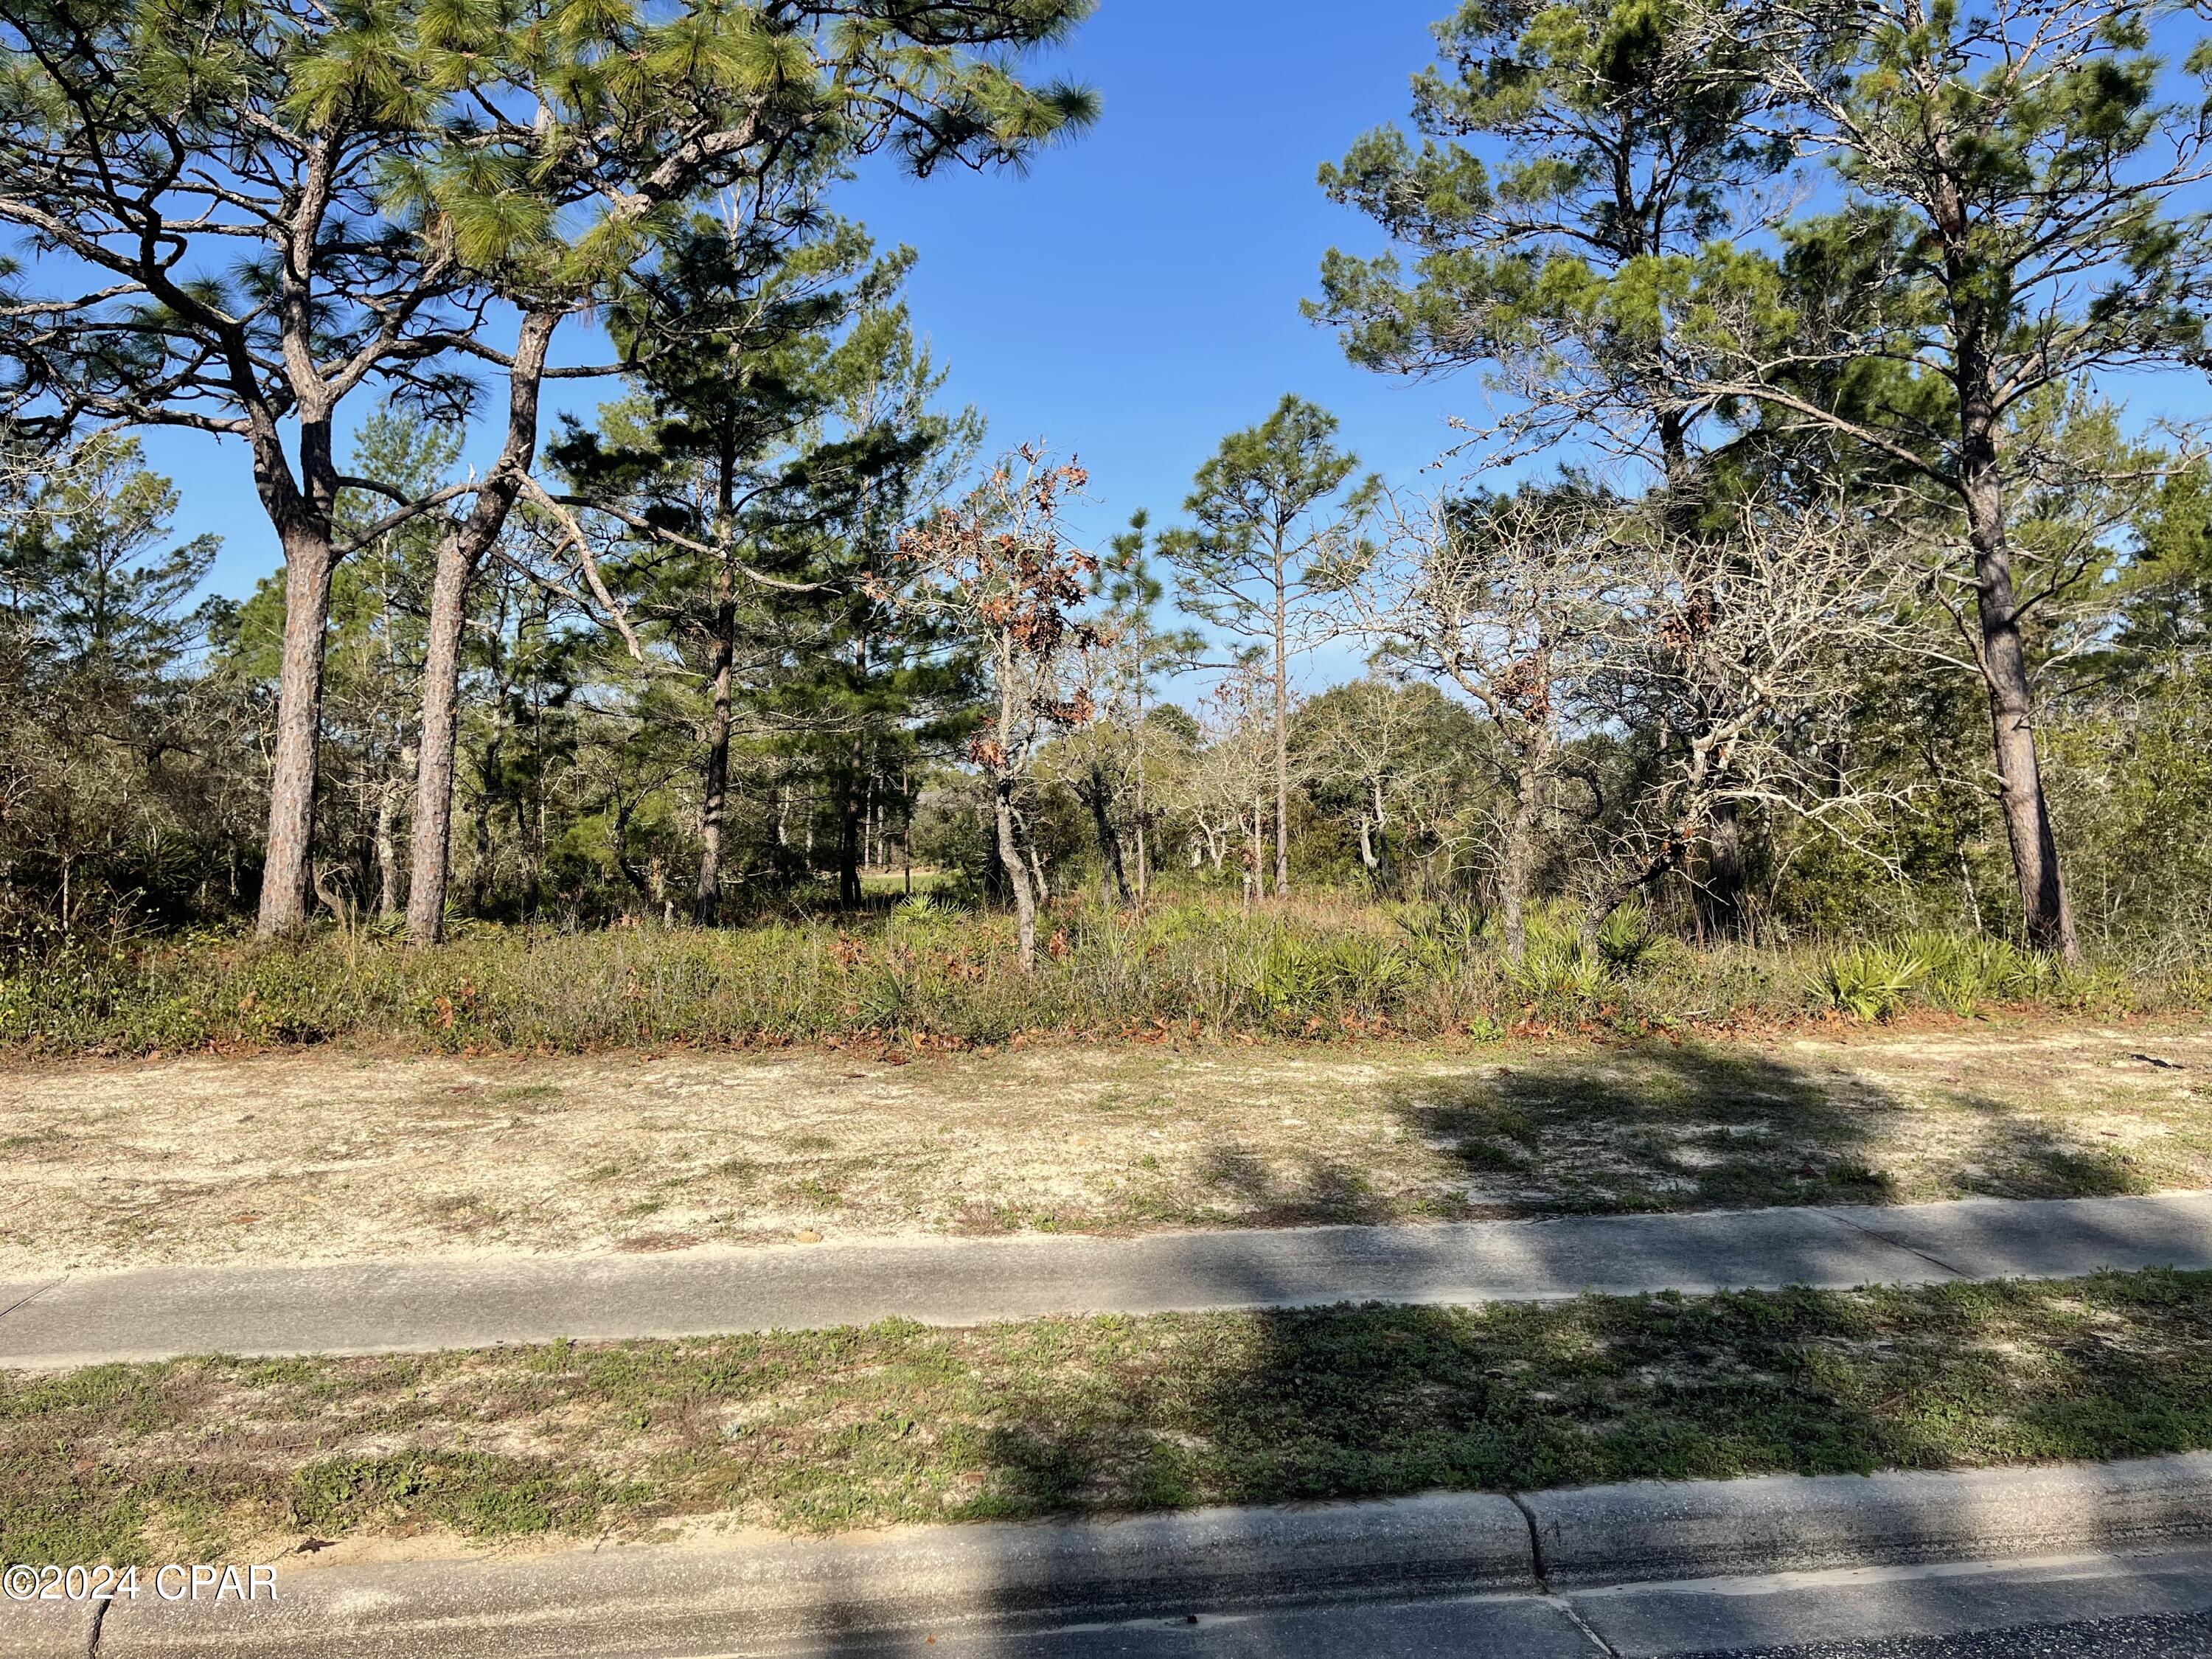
[0,895,2194,1058]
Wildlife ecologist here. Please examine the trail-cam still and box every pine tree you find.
[1158,397,1374,897]
[1692,0,2212,957]
[0,0,1097,939]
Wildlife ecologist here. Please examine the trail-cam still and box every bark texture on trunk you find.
[995,781,1037,972]
[838,763,864,909]
[406,538,473,944]
[693,587,737,926]
[256,532,338,936]
[404,313,559,946]
[1499,758,1546,962]
[1654,408,1748,940]
[1086,761,1131,902]
[374,768,406,917]
[1273,571,1291,898]
[1962,428,2077,959]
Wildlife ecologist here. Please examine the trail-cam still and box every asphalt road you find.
[846,1608,2212,1658]
[1714,1607,2212,1656]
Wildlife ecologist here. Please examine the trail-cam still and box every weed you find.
[0,897,2193,1057]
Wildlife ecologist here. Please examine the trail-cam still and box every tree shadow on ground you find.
[1191,1142,1394,1227]
[886,1269,2212,1652]
[1388,1040,2157,1216]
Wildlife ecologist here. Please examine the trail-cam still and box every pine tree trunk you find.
[839,748,864,909]
[1134,763,1149,902]
[1961,411,2078,960]
[693,582,737,927]
[403,312,559,947]
[374,778,402,917]
[771,786,789,888]
[255,529,338,936]
[405,535,471,944]
[1246,795,1262,909]
[1273,565,1291,897]
[1654,407,1747,939]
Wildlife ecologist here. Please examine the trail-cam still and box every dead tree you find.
[1346,487,1621,958]
[1579,493,1917,935]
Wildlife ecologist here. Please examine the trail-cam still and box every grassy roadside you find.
[7,1028,2208,1273]
[8,1268,2211,1564]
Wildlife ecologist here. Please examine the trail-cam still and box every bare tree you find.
[1346,487,1621,957]
[886,448,1098,972]
[1579,494,1919,933]
[1177,664,1280,906]
[1294,678,1471,899]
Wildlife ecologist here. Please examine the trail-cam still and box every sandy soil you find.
[1,1021,2208,1274]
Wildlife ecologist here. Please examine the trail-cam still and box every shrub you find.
[1810,942,1928,1021]
[0,898,2189,1057]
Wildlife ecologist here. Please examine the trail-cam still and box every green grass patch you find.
[8,1269,2212,1561]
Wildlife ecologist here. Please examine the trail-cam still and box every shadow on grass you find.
[967,1275,2212,1517]
[1193,1143,1394,1228]
[754,1270,2212,1651]
[16,1273,2212,1651]
[1387,1040,2157,1216]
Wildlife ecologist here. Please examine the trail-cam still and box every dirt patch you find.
[1,1021,2208,1274]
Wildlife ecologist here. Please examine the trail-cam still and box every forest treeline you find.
[6,0,2212,980]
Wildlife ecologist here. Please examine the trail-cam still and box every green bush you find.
[1502,917,1617,1012]
[1810,942,1929,1021]
[1905,931,2048,1015]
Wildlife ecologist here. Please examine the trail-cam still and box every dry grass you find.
[3,1021,2209,1273]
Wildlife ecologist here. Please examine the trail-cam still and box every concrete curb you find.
[69,1492,1540,1657]
[1523,1450,2212,1587]
[13,1454,2210,1658]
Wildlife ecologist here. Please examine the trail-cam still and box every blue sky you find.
[157,1,1481,608]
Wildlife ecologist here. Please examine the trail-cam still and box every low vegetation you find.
[2,898,2197,1060]
[8,1269,2210,1563]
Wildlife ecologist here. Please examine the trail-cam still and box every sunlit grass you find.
[8,1269,2210,1561]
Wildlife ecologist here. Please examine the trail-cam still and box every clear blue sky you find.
[161,1,1478,608]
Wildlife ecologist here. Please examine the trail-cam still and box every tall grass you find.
[1806,931,2142,1021]
[0,894,2191,1058]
